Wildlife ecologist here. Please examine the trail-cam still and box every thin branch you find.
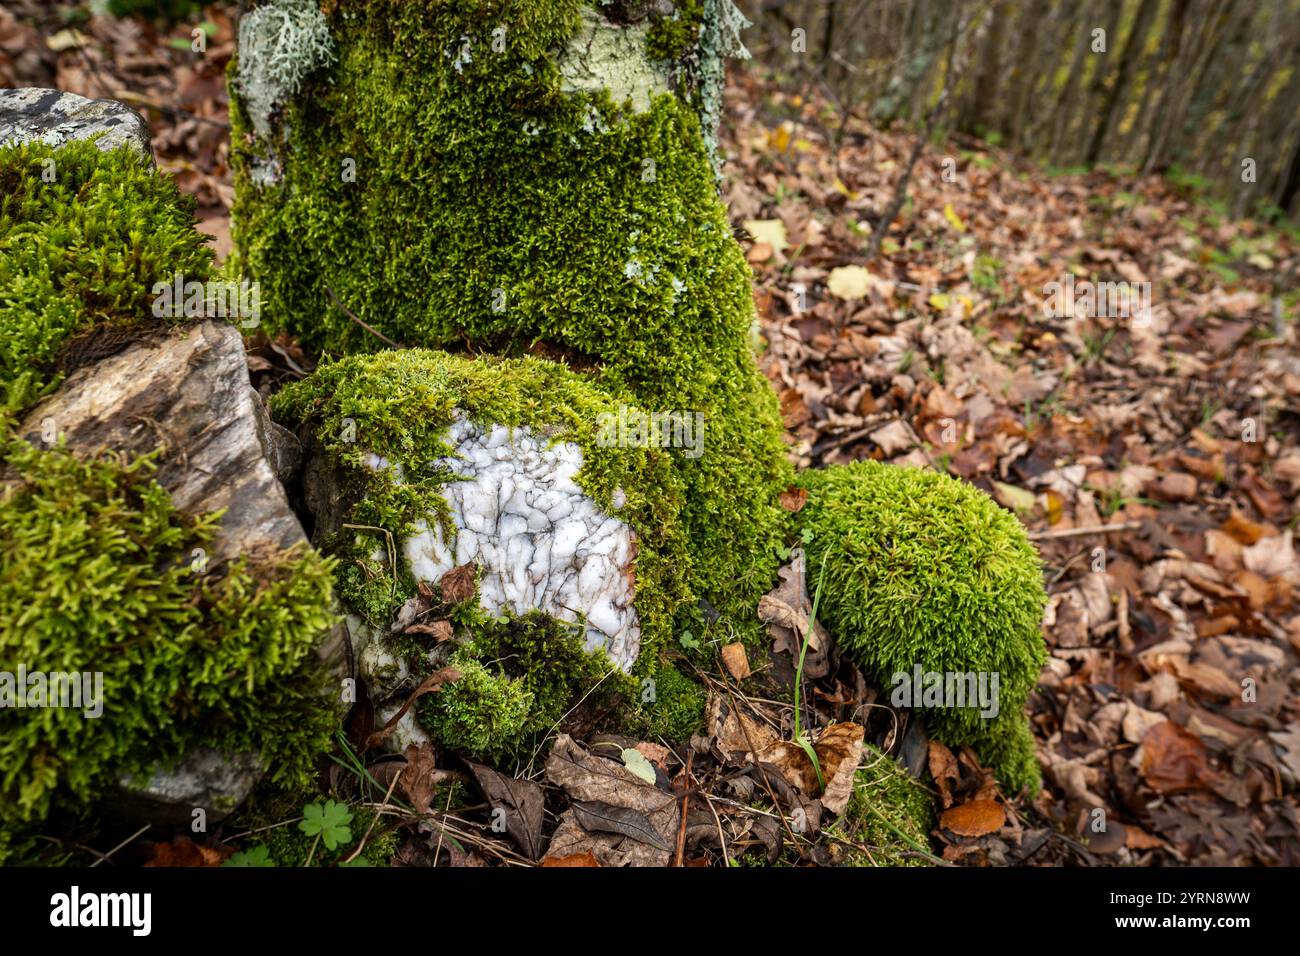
[323,279,403,348]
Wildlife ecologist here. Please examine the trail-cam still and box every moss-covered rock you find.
[0,139,212,411]
[0,131,344,856]
[231,0,792,633]
[794,461,1047,793]
[412,610,636,760]
[272,347,694,665]
[0,440,339,847]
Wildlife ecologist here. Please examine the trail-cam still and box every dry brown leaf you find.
[1137,721,1219,794]
[779,485,809,512]
[939,799,1005,837]
[540,850,602,867]
[720,642,752,680]
[143,836,229,867]
[927,740,961,809]
[439,563,478,604]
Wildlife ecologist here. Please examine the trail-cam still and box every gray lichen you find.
[697,0,751,166]
[559,6,672,114]
[237,0,336,140]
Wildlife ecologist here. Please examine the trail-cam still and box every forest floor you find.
[4,2,1298,866]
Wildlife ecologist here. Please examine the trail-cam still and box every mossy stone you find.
[0,441,339,846]
[0,139,212,411]
[795,461,1047,793]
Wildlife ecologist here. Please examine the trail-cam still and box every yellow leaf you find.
[927,292,951,312]
[743,219,789,253]
[943,203,966,233]
[47,28,89,52]
[827,265,875,300]
[767,123,792,153]
[994,482,1036,514]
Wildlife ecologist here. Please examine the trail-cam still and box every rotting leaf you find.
[1137,721,1219,794]
[544,734,678,857]
[467,762,545,861]
[439,563,477,604]
[758,722,864,814]
[571,800,672,852]
[405,619,454,642]
[928,740,961,809]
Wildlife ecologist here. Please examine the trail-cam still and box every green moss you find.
[835,745,934,867]
[419,654,533,758]
[272,348,692,660]
[0,140,212,410]
[795,462,1047,793]
[107,0,202,19]
[415,610,636,760]
[232,0,792,632]
[252,805,397,866]
[0,440,339,839]
[635,660,706,741]
[225,780,399,866]
[646,0,706,64]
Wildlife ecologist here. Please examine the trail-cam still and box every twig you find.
[341,767,402,864]
[674,749,693,867]
[702,793,731,868]
[1028,521,1141,541]
[323,279,403,348]
[89,824,151,867]
[433,784,454,865]
[863,3,976,266]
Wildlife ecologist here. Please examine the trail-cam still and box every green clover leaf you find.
[298,800,354,851]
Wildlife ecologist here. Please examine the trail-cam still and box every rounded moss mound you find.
[794,461,1047,793]
[835,745,935,867]
[0,140,212,410]
[0,440,339,846]
[415,611,637,761]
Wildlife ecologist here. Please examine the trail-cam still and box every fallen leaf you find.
[743,218,789,253]
[939,799,1005,837]
[620,747,657,784]
[827,264,876,300]
[778,485,808,512]
[720,642,751,680]
[1136,721,1218,794]
[467,762,546,861]
[540,850,601,867]
[439,564,477,604]
[144,836,229,867]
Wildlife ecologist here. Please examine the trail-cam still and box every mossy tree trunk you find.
[231,0,793,649]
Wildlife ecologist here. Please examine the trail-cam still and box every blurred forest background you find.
[751,0,1300,221]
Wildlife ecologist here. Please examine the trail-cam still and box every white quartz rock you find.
[402,415,640,670]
